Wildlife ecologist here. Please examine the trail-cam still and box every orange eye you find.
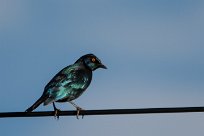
[91,58,96,62]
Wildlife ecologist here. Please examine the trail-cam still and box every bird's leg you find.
[53,102,61,119]
[69,101,84,119]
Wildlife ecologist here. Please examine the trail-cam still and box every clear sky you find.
[0,0,204,136]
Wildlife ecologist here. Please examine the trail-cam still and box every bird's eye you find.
[91,58,96,62]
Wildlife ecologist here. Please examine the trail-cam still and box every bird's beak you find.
[99,64,107,69]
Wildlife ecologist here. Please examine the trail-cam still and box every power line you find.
[0,106,204,118]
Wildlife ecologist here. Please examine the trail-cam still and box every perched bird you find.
[25,54,107,119]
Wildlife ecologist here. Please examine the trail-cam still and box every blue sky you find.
[0,0,204,136]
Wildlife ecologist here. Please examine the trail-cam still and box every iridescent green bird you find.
[25,54,107,119]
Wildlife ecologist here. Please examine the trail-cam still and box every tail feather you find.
[25,95,47,112]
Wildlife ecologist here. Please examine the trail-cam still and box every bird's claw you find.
[69,101,85,119]
[76,107,84,119]
[54,108,61,120]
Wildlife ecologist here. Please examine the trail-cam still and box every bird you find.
[25,54,107,119]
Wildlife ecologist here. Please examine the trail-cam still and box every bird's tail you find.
[25,95,47,112]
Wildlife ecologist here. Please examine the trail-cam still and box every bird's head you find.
[75,54,107,71]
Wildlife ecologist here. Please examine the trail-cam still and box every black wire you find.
[0,106,204,118]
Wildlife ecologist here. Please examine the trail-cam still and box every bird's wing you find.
[44,65,80,91]
[43,65,89,104]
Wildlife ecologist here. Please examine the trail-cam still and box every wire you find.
[0,106,204,118]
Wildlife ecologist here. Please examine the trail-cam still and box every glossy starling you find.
[25,54,107,119]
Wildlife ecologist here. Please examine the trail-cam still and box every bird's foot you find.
[54,108,61,120]
[53,102,61,119]
[76,106,85,119]
[69,101,85,119]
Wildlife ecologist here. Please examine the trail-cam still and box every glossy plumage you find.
[25,54,107,118]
